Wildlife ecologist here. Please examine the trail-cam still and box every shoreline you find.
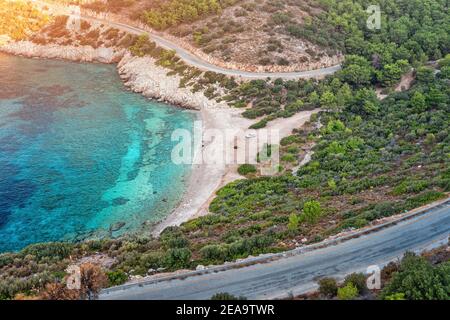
[152,108,320,235]
[0,41,319,239]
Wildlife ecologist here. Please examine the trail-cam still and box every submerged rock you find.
[110,221,126,232]
[112,197,129,206]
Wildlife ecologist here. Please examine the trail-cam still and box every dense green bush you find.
[106,270,128,286]
[249,119,269,129]
[337,283,358,300]
[142,0,238,30]
[163,248,192,270]
[287,213,299,232]
[343,273,367,295]
[222,0,448,125]
[237,164,257,176]
[200,244,229,261]
[380,253,450,300]
[318,277,338,298]
[129,34,156,57]
[287,0,447,87]
[302,200,322,224]
[21,242,73,262]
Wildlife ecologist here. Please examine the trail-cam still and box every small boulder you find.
[110,221,126,232]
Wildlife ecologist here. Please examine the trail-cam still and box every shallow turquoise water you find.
[0,53,196,252]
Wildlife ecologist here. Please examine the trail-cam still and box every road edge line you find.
[101,195,450,295]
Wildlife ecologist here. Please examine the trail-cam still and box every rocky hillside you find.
[0,0,50,41]
[81,0,342,72]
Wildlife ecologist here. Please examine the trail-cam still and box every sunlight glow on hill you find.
[0,0,50,40]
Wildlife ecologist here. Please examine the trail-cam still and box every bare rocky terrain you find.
[166,0,342,72]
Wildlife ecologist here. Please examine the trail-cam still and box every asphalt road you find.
[35,1,341,79]
[100,199,450,300]
[102,19,342,80]
[82,15,341,79]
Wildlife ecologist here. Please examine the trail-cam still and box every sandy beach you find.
[152,107,320,235]
[0,40,320,237]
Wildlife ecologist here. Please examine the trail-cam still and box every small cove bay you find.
[0,53,196,252]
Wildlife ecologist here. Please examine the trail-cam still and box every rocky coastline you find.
[117,53,226,110]
[0,40,125,63]
[0,39,319,239]
[0,39,233,237]
[0,41,219,111]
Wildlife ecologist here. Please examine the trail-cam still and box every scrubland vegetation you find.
[287,0,448,62]
[310,246,450,300]
[30,15,127,48]
[224,0,448,124]
[0,0,50,40]
[79,0,337,69]
[142,0,239,30]
[1,62,448,299]
[83,0,238,29]
[0,0,448,300]
[83,0,135,13]
[164,0,337,69]
[127,33,240,95]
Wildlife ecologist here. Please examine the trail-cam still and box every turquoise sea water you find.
[0,53,196,252]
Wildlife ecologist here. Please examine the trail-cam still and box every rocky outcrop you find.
[117,53,226,110]
[0,41,223,110]
[0,41,125,63]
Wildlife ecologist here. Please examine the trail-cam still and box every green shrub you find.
[337,283,358,300]
[160,228,189,249]
[200,244,229,261]
[287,213,299,232]
[286,146,299,154]
[0,254,14,268]
[302,200,322,224]
[405,191,445,210]
[106,270,128,286]
[237,164,257,176]
[281,154,296,163]
[359,201,401,221]
[241,109,266,119]
[393,180,429,195]
[142,0,228,30]
[380,253,450,300]
[249,119,268,129]
[343,273,367,294]
[129,34,156,57]
[21,242,73,261]
[318,277,338,298]
[163,248,192,270]
[139,252,164,270]
[280,135,300,146]
[384,292,406,300]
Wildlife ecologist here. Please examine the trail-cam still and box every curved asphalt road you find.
[35,0,341,79]
[98,19,342,80]
[100,199,450,300]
